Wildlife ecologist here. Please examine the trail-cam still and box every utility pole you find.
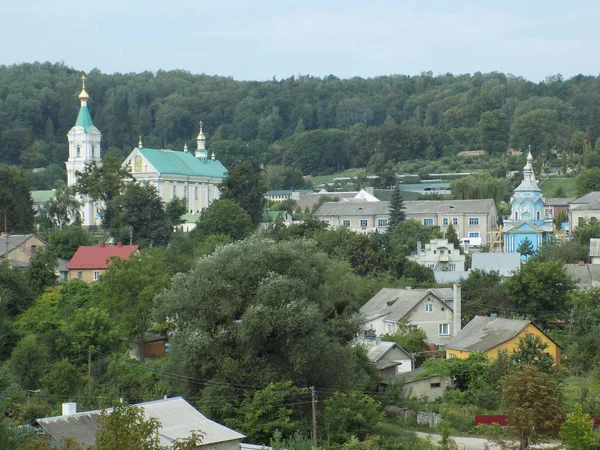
[567,308,575,348]
[129,226,133,245]
[310,386,317,448]
[88,346,92,391]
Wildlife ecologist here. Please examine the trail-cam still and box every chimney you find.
[453,283,462,337]
[417,241,422,255]
[117,242,123,247]
[62,402,77,416]
[99,242,105,248]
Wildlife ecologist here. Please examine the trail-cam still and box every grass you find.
[540,177,578,198]
[563,373,600,412]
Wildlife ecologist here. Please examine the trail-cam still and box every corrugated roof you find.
[315,201,390,217]
[365,340,412,363]
[445,316,530,352]
[570,192,600,205]
[37,397,245,447]
[66,244,139,270]
[138,148,227,178]
[471,253,521,277]
[544,197,575,206]
[564,263,600,288]
[360,288,453,323]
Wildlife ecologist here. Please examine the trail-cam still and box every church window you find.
[172,184,177,198]
[134,156,142,172]
[91,144,95,157]
[194,185,198,199]
[515,211,519,220]
[76,144,81,157]
[536,211,540,220]
[183,185,187,198]
[468,217,479,225]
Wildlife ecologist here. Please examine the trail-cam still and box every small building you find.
[457,150,487,157]
[564,262,600,288]
[66,242,139,282]
[0,234,46,269]
[543,197,575,221]
[362,339,414,379]
[31,189,56,213]
[591,239,600,265]
[260,210,294,229]
[394,368,454,401]
[37,397,245,449]
[409,238,465,272]
[569,192,600,232]
[445,315,561,365]
[179,212,200,232]
[128,332,167,361]
[360,284,461,346]
[264,189,314,203]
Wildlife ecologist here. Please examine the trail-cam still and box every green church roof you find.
[138,148,227,178]
[75,104,94,132]
[31,190,56,204]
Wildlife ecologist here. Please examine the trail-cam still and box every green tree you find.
[227,381,305,443]
[388,189,406,228]
[450,172,508,206]
[220,161,266,224]
[94,404,163,450]
[511,335,556,374]
[36,185,82,231]
[0,165,35,233]
[573,217,600,247]
[74,156,132,203]
[100,248,171,361]
[381,318,428,355]
[516,237,534,260]
[559,404,597,450]
[105,182,173,246]
[576,167,600,195]
[504,259,575,327]
[479,110,509,155]
[323,392,384,444]
[0,422,38,450]
[26,247,58,291]
[39,359,84,398]
[11,334,49,390]
[445,223,460,250]
[499,365,563,450]
[46,226,91,260]
[459,269,508,324]
[190,199,254,242]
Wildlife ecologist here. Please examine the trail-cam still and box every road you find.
[415,432,562,450]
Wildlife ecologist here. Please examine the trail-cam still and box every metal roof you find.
[31,190,56,204]
[0,234,38,258]
[445,316,530,352]
[315,201,391,217]
[37,397,245,447]
[471,253,521,277]
[66,244,139,270]
[75,104,95,133]
[136,148,227,178]
[564,263,600,288]
[570,192,600,205]
[360,288,453,323]
[544,197,575,206]
[365,340,412,363]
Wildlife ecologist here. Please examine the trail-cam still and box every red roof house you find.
[66,242,139,282]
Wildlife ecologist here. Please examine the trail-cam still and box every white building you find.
[409,238,465,272]
[66,76,102,226]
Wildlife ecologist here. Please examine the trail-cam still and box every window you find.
[448,353,456,358]
[449,264,456,271]
[425,303,433,313]
[77,271,83,280]
[453,217,458,225]
[93,271,100,281]
[442,218,449,226]
[172,184,177,198]
[378,219,388,227]
[76,144,81,157]
[525,333,535,339]
[468,217,479,225]
[360,219,368,227]
[579,217,585,225]
[423,218,434,226]
[30,245,37,254]
[91,144,95,157]
[439,323,450,335]
[468,232,480,238]
[183,185,187,198]
[386,323,395,334]
[536,211,541,220]
[322,219,330,225]
[430,382,441,388]
[194,185,198,199]
[342,219,351,227]
[428,264,435,268]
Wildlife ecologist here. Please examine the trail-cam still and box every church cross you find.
[81,74,86,89]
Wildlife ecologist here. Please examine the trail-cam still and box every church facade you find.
[502,152,553,255]
[66,79,227,226]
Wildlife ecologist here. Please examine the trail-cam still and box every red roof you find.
[66,243,140,270]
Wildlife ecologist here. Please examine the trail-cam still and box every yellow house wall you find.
[446,323,560,365]
[68,269,105,283]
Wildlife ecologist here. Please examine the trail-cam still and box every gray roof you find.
[360,288,453,323]
[434,271,469,284]
[0,234,35,258]
[471,253,521,277]
[296,191,357,210]
[37,397,245,447]
[446,316,530,352]
[564,263,600,288]
[314,201,390,217]
[544,197,575,206]
[314,199,496,218]
[365,340,412,363]
[570,192,600,205]
[571,200,600,211]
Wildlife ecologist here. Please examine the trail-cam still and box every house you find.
[0,234,46,269]
[264,189,314,203]
[37,397,245,449]
[564,262,600,288]
[591,239,600,265]
[66,242,139,282]
[569,192,600,232]
[260,210,294,229]
[362,339,414,379]
[360,284,461,346]
[543,197,574,222]
[295,190,359,211]
[409,238,465,272]
[502,152,554,255]
[445,315,561,365]
[471,253,521,278]
[391,368,454,401]
[457,150,487,157]
[179,212,201,232]
[128,332,167,361]
[314,199,498,242]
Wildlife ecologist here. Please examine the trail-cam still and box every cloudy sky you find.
[2,0,599,81]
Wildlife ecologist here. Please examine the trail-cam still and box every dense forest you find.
[2,62,600,181]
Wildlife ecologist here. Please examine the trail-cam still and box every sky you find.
[2,0,599,82]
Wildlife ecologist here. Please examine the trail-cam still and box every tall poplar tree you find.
[388,189,406,228]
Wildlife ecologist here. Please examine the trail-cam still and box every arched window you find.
[134,156,142,172]
[76,144,81,157]
[514,211,519,220]
[536,211,540,221]
[91,144,95,157]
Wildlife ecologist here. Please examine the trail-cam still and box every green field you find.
[539,178,579,198]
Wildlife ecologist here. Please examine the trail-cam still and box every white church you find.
[66,77,227,227]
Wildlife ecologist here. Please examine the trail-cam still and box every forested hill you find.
[2,62,600,176]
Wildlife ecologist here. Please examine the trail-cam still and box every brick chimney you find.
[453,283,462,337]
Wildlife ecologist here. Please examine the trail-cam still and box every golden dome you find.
[78,74,89,102]
[197,120,206,141]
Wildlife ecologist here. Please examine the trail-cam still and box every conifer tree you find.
[388,189,406,228]
[445,223,460,249]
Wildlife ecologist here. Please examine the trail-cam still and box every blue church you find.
[502,152,553,256]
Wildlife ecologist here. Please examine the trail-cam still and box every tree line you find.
[3,63,600,179]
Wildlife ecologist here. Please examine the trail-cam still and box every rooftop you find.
[446,316,531,352]
[66,243,139,270]
[135,148,227,178]
[360,288,453,323]
[0,234,41,258]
